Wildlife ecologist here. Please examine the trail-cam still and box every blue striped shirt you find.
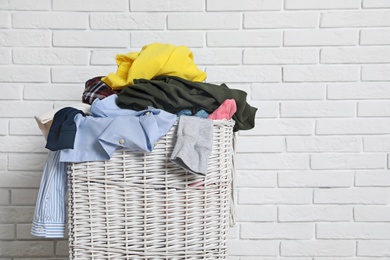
[31,150,68,238]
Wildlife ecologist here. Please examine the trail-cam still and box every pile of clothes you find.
[31,43,257,238]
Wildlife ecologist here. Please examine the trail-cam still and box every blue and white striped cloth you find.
[31,150,68,238]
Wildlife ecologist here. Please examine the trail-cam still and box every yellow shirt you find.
[101,43,207,90]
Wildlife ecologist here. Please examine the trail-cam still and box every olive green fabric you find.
[117,76,257,131]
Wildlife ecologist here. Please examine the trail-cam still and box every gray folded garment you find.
[170,116,213,175]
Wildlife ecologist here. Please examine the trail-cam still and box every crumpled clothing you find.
[117,76,257,132]
[170,116,213,175]
[177,109,209,118]
[60,95,178,163]
[101,43,207,90]
[82,76,118,105]
[34,103,91,140]
[208,99,237,120]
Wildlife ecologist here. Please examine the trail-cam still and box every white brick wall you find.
[1,0,390,258]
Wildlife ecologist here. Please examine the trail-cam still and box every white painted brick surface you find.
[284,30,358,46]
[244,12,318,29]
[283,66,359,82]
[285,0,360,10]
[12,12,88,29]
[244,48,319,65]
[2,1,390,259]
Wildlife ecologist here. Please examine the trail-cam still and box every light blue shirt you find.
[32,95,177,238]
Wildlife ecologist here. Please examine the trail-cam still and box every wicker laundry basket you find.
[67,119,235,259]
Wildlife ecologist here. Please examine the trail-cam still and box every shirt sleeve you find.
[31,150,68,238]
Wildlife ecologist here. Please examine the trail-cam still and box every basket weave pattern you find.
[67,120,235,259]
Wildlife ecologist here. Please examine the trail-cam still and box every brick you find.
[328,83,390,99]
[317,118,390,135]
[0,49,11,64]
[281,240,355,256]
[322,47,390,64]
[244,48,318,65]
[361,29,390,45]
[8,153,47,171]
[362,65,390,81]
[284,30,357,46]
[10,119,43,136]
[236,136,285,153]
[358,101,390,117]
[91,13,165,30]
[235,170,277,188]
[24,84,84,100]
[250,101,278,118]
[168,13,240,30]
[207,31,281,47]
[283,66,358,82]
[206,66,281,83]
[0,172,42,188]
[0,189,9,204]
[241,258,310,260]
[321,11,390,27]
[252,83,325,100]
[278,171,354,187]
[281,101,355,117]
[0,224,14,239]
[130,0,204,11]
[318,223,390,239]
[0,66,49,83]
[228,240,279,256]
[90,50,125,65]
[0,0,49,10]
[0,206,35,223]
[244,12,318,28]
[207,0,281,11]
[131,32,204,48]
[228,225,238,239]
[0,119,8,136]
[51,67,115,83]
[355,171,390,186]
[237,153,309,170]
[311,153,385,170]
[16,224,41,239]
[0,101,52,118]
[279,205,352,222]
[0,12,10,28]
[0,241,53,257]
[53,0,128,11]
[55,240,69,256]
[314,188,389,204]
[285,0,360,10]
[240,119,313,136]
[191,48,242,65]
[241,223,313,239]
[0,30,50,47]
[287,137,361,152]
[239,188,312,204]
[355,206,390,221]
[53,31,128,48]
[13,49,88,65]
[235,205,276,221]
[12,12,87,29]
[363,0,390,8]
[358,241,390,256]
[0,83,22,100]
[11,189,38,205]
[0,136,45,153]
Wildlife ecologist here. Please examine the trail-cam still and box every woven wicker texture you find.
[68,119,235,259]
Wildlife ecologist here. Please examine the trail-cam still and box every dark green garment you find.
[117,76,257,131]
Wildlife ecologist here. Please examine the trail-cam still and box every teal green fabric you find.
[117,76,257,131]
